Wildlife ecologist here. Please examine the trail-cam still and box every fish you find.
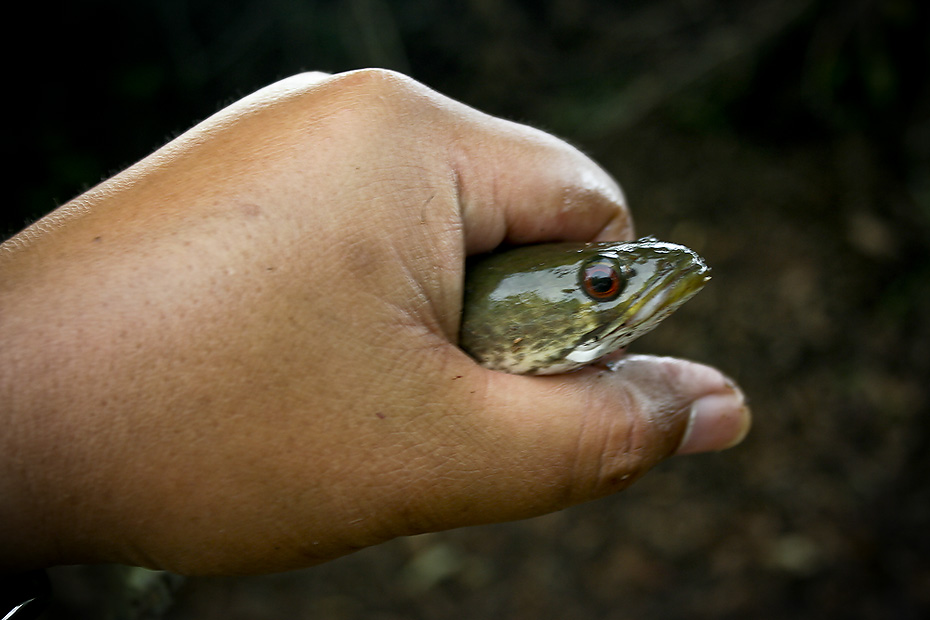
[460,238,710,374]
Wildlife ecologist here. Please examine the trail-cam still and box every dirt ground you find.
[11,1,929,618]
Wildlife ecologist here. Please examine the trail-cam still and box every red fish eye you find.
[581,258,624,301]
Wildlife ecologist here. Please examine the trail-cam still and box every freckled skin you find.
[460,239,709,374]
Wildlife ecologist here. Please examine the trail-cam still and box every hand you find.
[0,69,749,575]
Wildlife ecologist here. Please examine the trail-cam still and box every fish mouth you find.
[565,253,709,366]
[617,257,710,338]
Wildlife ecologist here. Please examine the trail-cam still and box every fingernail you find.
[676,388,751,455]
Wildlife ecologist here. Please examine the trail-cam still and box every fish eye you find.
[580,257,625,301]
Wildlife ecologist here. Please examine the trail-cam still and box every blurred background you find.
[7,0,929,618]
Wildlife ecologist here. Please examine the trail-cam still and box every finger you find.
[324,68,635,252]
[474,355,750,518]
[232,69,632,252]
[450,119,634,254]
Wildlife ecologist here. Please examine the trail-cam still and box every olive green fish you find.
[460,238,710,374]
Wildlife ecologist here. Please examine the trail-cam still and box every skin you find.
[0,69,750,576]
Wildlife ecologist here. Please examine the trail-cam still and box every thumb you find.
[477,355,750,515]
[600,355,751,458]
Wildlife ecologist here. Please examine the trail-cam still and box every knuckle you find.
[296,68,446,145]
[326,68,428,113]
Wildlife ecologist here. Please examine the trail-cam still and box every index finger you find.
[449,115,634,254]
[280,69,631,254]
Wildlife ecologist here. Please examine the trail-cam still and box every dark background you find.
[9,0,930,618]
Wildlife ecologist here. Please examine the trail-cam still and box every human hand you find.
[0,69,749,575]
